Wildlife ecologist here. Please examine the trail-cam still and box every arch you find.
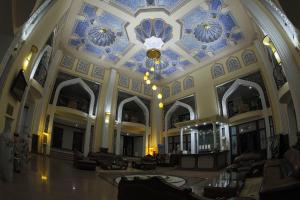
[242,50,257,66]
[48,78,96,157]
[242,0,300,138]
[117,96,149,126]
[211,63,225,79]
[115,96,150,156]
[221,79,271,158]
[16,45,53,135]
[171,81,181,95]
[30,45,52,80]
[162,87,170,99]
[52,78,95,116]
[164,101,195,153]
[226,56,241,72]
[183,76,194,90]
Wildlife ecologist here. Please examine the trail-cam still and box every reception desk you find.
[180,151,228,170]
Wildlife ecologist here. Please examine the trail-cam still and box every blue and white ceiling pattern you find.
[111,0,187,15]
[69,3,132,63]
[177,0,243,61]
[66,0,247,80]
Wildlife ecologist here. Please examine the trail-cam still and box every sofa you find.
[73,150,97,170]
[118,176,201,200]
[260,147,300,200]
[88,151,128,170]
[132,155,156,170]
[226,153,265,177]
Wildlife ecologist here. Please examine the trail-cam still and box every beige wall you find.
[0,0,72,133]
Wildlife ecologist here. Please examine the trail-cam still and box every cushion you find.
[280,160,295,177]
[284,148,300,177]
[234,153,261,163]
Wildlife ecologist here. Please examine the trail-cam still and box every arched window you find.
[131,79,142,93]
[162,87,170,99]
[183,76,194,90]
[226,56,241,72]
[242,50,257,66]
[172,81,181,96]
[211,63,225,79]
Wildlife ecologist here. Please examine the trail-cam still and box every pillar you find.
[212,123,217,149]
[115,122,121,155]
[101,69,117,148]
[180,128,184,151]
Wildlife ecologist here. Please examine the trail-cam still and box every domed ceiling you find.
[61,0,255,82]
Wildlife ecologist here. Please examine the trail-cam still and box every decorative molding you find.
[118,74,129,88]
[226,56,241,72]
[171,81,181,96]
[211,63,225,79]
[92,65,105,79]
[183,76,194,90]
[131,79,142,93]
[76,60,90,74]
[242,50,257,66]
[60,55,75,69]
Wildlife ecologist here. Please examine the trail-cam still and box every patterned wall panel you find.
[76,60,90,74]
[171,81,181,96]
[183,76,194,90]
[144,84,153,96]
[162,87,170,99]
[118,74,129,88]
[61,55,76,69]
[242,50,257,66]
[211,63,225,79]
[131,79,142,93]
[226,56,241,72]
[92,65,105,79]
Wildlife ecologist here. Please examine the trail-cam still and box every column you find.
[180,128,184,151]
[115,122,121,155]
[83,118,92,157]
[164,131,168,154]
[212,123,217,149]
[191,130,196,154]
[101,69,117,148]
[196,131,199,153]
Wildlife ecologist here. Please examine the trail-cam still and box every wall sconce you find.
[41,175,48,181]
[22,45,38,71]
[263,36,282,65]
[105,112,111,124]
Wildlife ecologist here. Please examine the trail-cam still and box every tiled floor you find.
[0,155,260,200]
[0,155,118,200]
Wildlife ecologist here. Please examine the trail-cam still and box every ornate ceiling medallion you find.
[194,21,223,43]
[87,27,116,47]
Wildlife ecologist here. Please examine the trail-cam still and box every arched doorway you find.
[116,96,149,156]
[48,78,95,157]
[222,79,271,158]
[164,101,195,154]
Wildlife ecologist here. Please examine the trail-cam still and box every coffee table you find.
[203,171,245,199]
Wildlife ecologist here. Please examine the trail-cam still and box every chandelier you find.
[144,47,164,109]
[135,18,173,109]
